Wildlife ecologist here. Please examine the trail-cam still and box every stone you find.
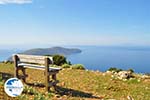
[117,71,132,79]
[141,75,150,79]
[127,96,134,100]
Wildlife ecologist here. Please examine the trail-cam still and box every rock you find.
[61,82,65,86]
[127,96,134,100]
[106,71,114,75]
[141,75,150,79]
[102,73,106,76]
[117,71,132,79]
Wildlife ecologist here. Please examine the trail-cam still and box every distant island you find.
[7,47,81,61]
[21,47,82,56]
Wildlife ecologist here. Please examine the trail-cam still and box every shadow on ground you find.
[55,86,101,99]
[23,83,101,99]
[0,72,102,99]
[0,72,13,81]
[26,82,45,87]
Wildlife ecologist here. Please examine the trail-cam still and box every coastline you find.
[0,46,150,73]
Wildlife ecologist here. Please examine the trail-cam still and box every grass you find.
[0,63,150,100]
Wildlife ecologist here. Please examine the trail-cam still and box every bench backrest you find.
[13,54,53,65]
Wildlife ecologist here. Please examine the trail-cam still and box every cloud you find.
[0,0,32,4]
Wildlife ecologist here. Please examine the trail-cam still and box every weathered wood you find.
[18,63,61,71]
[49,67,61,71]
[52,74,57,90]
[48,71,59,75]
[16,54,53,65]
[52,74,57,80]
[13,54,61,92]
[13,55,18,78]
[18,75,28,79]
[45,57,50,92]
[48,80,59,87]
[18,63,45,70]
[21,68,26,83]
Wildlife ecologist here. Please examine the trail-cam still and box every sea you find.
[0,49,23,61]
[0,46,150,73]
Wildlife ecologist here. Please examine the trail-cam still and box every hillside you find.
[0,63,150,100]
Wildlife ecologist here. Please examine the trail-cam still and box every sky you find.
[0,0,150,49]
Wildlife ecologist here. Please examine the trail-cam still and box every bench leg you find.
[22,68,26,83]
[14,55,19,78]
[52,74,57,90]
[14,68,19,78]
[52,74,56,80]
[45,58,50,92]
[44,72,50,92]
[45,72,50,92]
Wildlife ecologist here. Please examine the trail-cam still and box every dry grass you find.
[0,63,150,100]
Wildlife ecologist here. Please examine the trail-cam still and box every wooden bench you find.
[13,54,61,92]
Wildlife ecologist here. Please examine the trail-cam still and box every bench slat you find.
[18,63,61,71]
[15,54,53,64]
[19,58,45,65]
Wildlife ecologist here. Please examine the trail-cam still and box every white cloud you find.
[0,0,32,4]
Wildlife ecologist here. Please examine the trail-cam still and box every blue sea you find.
[0,46,150,73]
[67,46,150,73]
[0,49,23,61]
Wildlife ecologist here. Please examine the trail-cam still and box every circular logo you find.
[4,78,23,97]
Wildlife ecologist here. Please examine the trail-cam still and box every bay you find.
[0,46,150,73]
[0,49,23,61]
[67,46,150,73]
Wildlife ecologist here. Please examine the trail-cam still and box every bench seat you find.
[18,63,62,71]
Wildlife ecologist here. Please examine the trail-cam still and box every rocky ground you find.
[0,63,150,100]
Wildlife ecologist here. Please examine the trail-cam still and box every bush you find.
[127,68,134,73]
[53,55,67,66]
[51,64,59,68]
[18,94,28,100]
[34,94,47,100]
[62,64,70,68]
[145,73,150,76]
[71,64,85,70]
[67,61,72,65]
[23,85,37,95]
[108,67,122,73]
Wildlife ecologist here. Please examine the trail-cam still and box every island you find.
[7,47,81,61]
[20,46,82,56]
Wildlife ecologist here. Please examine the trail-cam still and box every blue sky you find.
[0,0,150,48]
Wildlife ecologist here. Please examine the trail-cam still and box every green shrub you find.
[67,61,72,65]
[23,86,37,95]
[145,73,150,76]
[71,64,85,70]
[62,64,70,68]
[126,78,141,84]
[53,55,67,66]
[127,68,134,73]
[47,92,53,98]
[34,93,47,100]
[51,64,59,68]
[108,67,122,73]
[18,94,28,100]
